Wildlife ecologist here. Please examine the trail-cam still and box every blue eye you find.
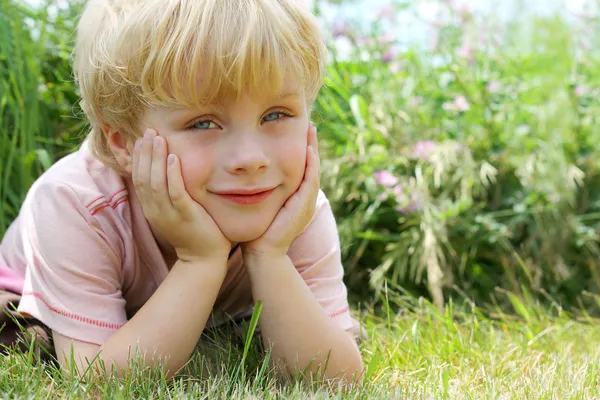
[263,111,291,122]
[191,120,218,130]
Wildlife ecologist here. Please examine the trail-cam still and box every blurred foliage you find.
[1,0,600,312]
[0,0,85,231]
[314,0,600,310]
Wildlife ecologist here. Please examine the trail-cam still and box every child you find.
[0,0,363,383]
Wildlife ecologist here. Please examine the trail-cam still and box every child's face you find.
[142,82,310,243]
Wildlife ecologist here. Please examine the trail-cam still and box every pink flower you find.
[393,185,406,202]
[454,96,471,111]
[378,33,395,44]
[443,96,471,112]
[389,61,403,74]
[454,3,472,19]
[487,82,501,93]
[575,85,586,97]
[429,29,441,52]
[377,5,396,21]
[413,140,437,160]
[374,171,399,188]
[457,45,473,59]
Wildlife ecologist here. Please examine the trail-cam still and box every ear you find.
[105,126,134,175]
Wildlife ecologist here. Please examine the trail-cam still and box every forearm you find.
[90,258,227,377]
[244,253,363,383]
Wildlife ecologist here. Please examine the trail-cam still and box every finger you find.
[307,143,321,190]
[306,123,320,183]
[307,122,319,155]
[166,154,193,217]
[296,143,320,201]
[131,137,142,186]
[149,136,172,208]
[135,129,156,197]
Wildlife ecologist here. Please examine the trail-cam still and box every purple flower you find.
[374,171,399,188]
[331,20,352,38]
[575,85,586,97]
[357,36,372,46]
[382,47,397,64]
[413,140,437,160]
[409,96,423,106]
[394,190,422,215]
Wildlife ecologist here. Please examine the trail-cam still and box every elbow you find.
[335,349,364,385]
[311,344,365,386]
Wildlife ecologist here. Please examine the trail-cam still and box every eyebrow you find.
[166,90,300,118]
[279,91,301,99]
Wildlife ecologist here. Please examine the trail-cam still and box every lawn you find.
[1,292,599,398]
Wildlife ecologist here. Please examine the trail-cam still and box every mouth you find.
[214,187,277,206]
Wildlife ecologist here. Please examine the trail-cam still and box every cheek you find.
[276,130,308,187]
[166,138,214,191]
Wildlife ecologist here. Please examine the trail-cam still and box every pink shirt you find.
[0,141,354,345]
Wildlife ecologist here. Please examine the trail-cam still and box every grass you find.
[2,290,599,399]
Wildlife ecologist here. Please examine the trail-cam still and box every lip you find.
[214,187,277,206]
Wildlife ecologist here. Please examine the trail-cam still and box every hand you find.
[132,129,231,263]
[242,122,320,258]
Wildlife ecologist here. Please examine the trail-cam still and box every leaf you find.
[349,94,368,130]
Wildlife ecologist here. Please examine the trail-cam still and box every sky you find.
[315,0,595,48]
[24,0,597,50]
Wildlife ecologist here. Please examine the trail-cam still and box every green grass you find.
[2,291,599,398]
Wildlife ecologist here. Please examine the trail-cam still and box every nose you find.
[224,132,270,175]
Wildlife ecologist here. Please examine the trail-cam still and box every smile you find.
[215,187,276,206]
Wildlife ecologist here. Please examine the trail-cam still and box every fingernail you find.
[144,129,155,141]
[168,154,175,165]
[135,140,142,150]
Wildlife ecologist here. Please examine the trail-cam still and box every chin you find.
[217,219,272,243]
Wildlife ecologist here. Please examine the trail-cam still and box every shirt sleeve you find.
[286,190,356,332]
[17,180,127,345]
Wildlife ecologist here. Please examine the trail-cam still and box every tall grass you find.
[0,0,83,236]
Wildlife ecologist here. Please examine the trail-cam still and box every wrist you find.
[175,254,229,273]
[242,249,289,271]
[241,244,288,261]
[176,248,230,265]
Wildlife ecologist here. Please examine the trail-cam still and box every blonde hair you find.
[74,0,327,172]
